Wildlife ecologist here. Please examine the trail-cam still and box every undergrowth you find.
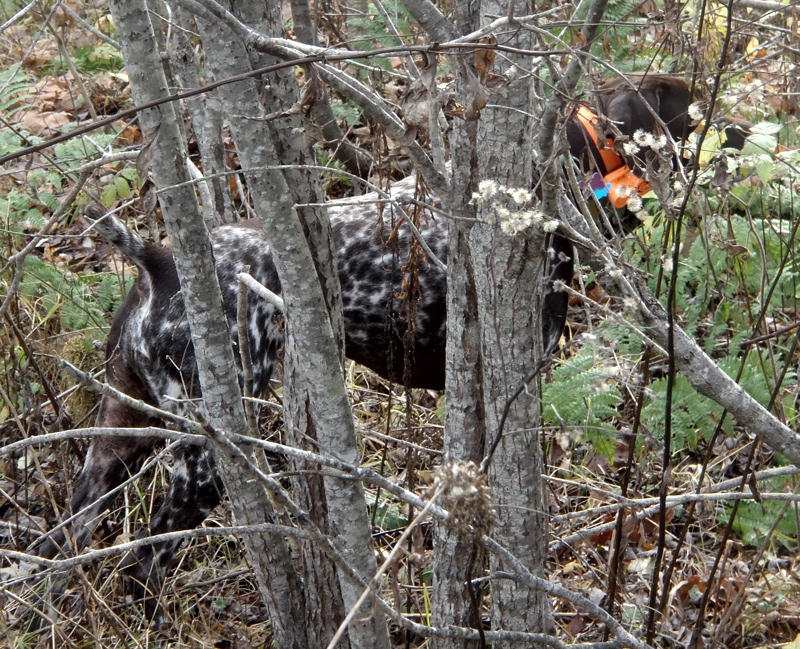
[0,0,798,647]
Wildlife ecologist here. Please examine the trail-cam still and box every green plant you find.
[100,167,137,206]
[371,496,409,531]
[0,64,34,118]
[349,0,416,55]
[543,332,637,459]
[53,131,120,169]
[18,255,123,331]
[729,477,798,547]
[589,0,645,67]
[640,351,794,449]
[72,43,124,73]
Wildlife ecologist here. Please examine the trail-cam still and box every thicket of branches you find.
[0,0,799,648]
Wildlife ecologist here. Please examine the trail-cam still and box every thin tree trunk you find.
[195,5,348,645]
[239,2,353,640]
[193,2,391,646]
[109,2,308,646]
[170,7,235,225]
[290,0,371,178]
[433,84,486,649]
[435,1,553,645]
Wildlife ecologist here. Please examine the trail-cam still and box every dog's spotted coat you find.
[43,176,463,608]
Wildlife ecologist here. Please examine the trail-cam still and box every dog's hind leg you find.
[36,396,159,560]
[16,396,159,634]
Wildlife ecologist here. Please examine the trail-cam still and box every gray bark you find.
[189,2,390,647]
[430,0,553,644]
[161,0,449,195]
[471,4,551,641]
[108,2,308,647]
[430,7,486,647]
[106,1,800,647]
[169,7,235,225]
[195,3,347,645]
[432,135,487,646]
[290,0,371,178]
[228,3,382,647]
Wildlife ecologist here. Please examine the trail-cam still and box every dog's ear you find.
[604,90,657,138]
[653,84,664,115]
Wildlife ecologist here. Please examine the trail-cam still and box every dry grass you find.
[2,362,798,647]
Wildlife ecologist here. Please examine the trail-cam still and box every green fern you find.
[0,190,46,246]
[0,63,33,117]
[729,477,798,547]
[19,256,124,332]
[629,208,800,355]
[584,0,648,68]
[543,341,628,459]
[53,132,119,170]
[641,351,795,450]
[641,373,728,448]
[350,0,415,51]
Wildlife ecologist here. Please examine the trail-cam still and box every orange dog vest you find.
[574,105,651,209]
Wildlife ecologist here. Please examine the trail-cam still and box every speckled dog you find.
[40,176,472,613]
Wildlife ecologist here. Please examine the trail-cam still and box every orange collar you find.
[575,105,650,209]
[604,166,651,209]
[574,105,625,174]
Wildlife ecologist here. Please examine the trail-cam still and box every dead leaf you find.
[32,76,71,111]
[676,574,707,602]
[444,99,465,119]
[723,242,749,257]
[91,73,131,115]
[401,53,439,131]
[589,515,616,544]
[626,555,654,575]
[680,225,700,258]
[52,2,79,30]
[136,123,160,181]
[483,72,508,93]
[13,110,71,136]
[400,125,418,145]
[20,39,59,71]
[114,531,134,545]
[139,179,157,215]
[474,35,496,82]
[461,64,488,122]
[566,615,586,636]
[114,121,141,146]
[291,67,324,117]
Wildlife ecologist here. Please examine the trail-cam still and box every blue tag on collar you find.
[588,172,609,199]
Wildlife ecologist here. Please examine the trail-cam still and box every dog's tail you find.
[84,204,149,268]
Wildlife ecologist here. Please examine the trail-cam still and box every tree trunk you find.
[195,2,390,647]
[170,7,235,225]
[434,1,553,645]
[431,7,486,640]
[109,2,309,646]
[290,0,370,178]
[194,3,347,645]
